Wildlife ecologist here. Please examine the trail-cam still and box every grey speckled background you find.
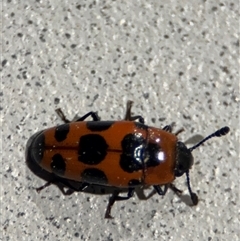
[2,1,239,241]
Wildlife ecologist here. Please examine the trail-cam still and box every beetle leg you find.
[124,100,145,124]
[105,188,135,219]
[55,180,90,193]
[155,184,183,197]
[36,180,74,195]
[75,111,100,121]
[36,180,54,193]
[55,108,71,123]
[174,128,185,136]
[154,184,184,202]
[153,185,169,195]
[55,108,100,123]
[36,178,89,195]
[162,125,173,132]
[114,188,135,201]
[162,122,176,132]
[169,183,183,196]
[105,190,120,219]
[163,123,184,136]
[170,183,198,205]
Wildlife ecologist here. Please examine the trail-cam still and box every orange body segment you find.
[144,127,177,185]
[30,120,178,188]
[40,121,148,187]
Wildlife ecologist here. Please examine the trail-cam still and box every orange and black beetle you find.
[26,101,230,218]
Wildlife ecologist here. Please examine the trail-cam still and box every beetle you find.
[26,101,230,218]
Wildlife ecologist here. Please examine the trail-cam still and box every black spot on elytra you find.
[86,121,114,131]
[29,131,45,164]
[51,153,66,176]
[120,134,146,173]
[145,143,162,167]
[128,179,141,186]
[54,124,70,142]
[78,134,108,164]
[81,168,108,184]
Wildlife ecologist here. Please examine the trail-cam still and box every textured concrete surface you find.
[2,1,239,241]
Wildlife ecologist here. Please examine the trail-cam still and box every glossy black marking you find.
[175,142,193,177]
[54,124,70,142]
[120,134,146,173]
[134,122,148,130]
[81,168,108,185]
[128,179,141,186]
[78,134,108,164]
[86,121,114,132]
[29,131,45,164]
[51,153,66,176]
[145,143,162,167]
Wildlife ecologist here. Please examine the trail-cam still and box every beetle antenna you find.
[186,126,229,205]
[186,171,198,205]
[189,126,230,152]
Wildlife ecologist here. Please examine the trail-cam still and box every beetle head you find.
[174,126,230,205]
[175,142,193,177]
